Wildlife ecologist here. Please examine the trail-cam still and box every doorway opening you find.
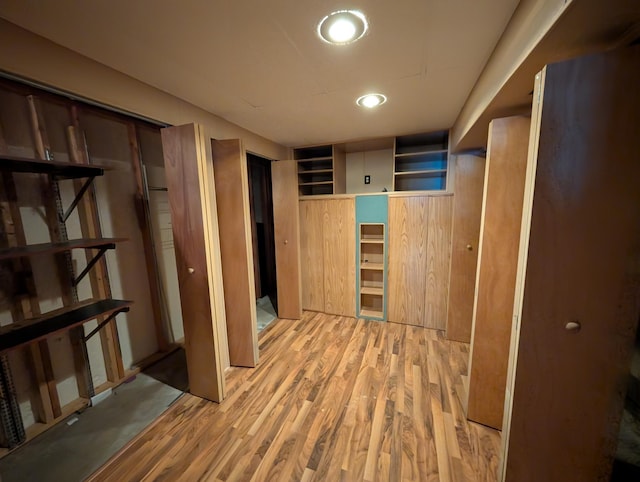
[247,153,278,331]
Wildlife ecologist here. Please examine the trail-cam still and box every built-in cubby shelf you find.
[393,130,449,191]
[359,223,385,319]
[295,144,345,196]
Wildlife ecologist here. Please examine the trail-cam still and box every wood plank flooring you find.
[88,312,501,481]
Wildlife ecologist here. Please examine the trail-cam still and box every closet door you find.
[466,116,530,430]
[299,199,324,312]
[445,154,485,342]
[161,123,227,402]
[502,47,640,481]
[271,160,302,320]
[211,139,258,368]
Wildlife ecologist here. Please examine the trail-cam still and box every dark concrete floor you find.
[0,366,184,482]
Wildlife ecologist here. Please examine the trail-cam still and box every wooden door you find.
[299,199,324,312]
[211,139,258,368]
[445,154,485,343]
[271,160,302,319]
[466,116,530,430]
[323,198,356,317]
[502,47,640,480]
[161,123,227,402]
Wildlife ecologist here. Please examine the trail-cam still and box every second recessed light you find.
[356,93,387,108]
[318,10,368,45]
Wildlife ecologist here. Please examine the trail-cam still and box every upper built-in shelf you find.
[295,144,345,196]
[0,154,105,179]
[393,130,449,192]
[0,238,126,261]
[0,299,131,353]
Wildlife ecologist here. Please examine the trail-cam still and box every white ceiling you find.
[0,0,520,147]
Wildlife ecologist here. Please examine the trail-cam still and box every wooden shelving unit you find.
[295,144,346,196]
[359,223,385,319]
[0,238,125,261]
[393,131,449,191]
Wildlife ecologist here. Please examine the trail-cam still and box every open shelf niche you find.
[393,130,449,191]
[359,223,385,319]
[295,144,346,196]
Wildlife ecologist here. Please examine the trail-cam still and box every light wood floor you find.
[89,312,501,481]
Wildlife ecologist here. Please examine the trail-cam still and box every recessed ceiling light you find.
[356,93,387,108]
[317,10,368,45]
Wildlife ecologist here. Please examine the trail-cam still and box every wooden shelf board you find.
[360,239,384,244]
[0,237,127,260]
[360,309,384,318]
[0,155,105,179]
[360,262,384,271]
[299,180,334,186]
[298,169,333,175]
[394,169,447,177]
[0,299,132,353]
[360,286,384,296]
[296,156,333,163]
[394,148,448,158]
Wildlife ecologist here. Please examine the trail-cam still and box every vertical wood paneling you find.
[211,139,258,368]
[424,196,453,330]
[272,160,302,320]
[388,196,428,326]
[323,198,355,316]
[161,123,226,402]
[466,116,530,430]
[299,200,325,312]
[446,155,485,342]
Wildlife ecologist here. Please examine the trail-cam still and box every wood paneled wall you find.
[388,195,453,329]
[299,198,355,317]
[323,199,356,316]
[466,116,530,430]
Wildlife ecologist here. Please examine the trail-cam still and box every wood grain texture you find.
[88,312,501,482]
[161,124,226,402]
[424,195,453,330]
[466,116,530,430]
[322,198,355,316]
[272,160,302,319]
[211,139,258,368]
[446,155,485,343]
[504,47,640,481]
[388,196,428,326]
[299,200,325,312]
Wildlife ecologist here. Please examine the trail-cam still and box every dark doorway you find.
[247,153,278,313]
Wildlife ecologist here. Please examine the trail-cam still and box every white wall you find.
[346,149,394,194]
